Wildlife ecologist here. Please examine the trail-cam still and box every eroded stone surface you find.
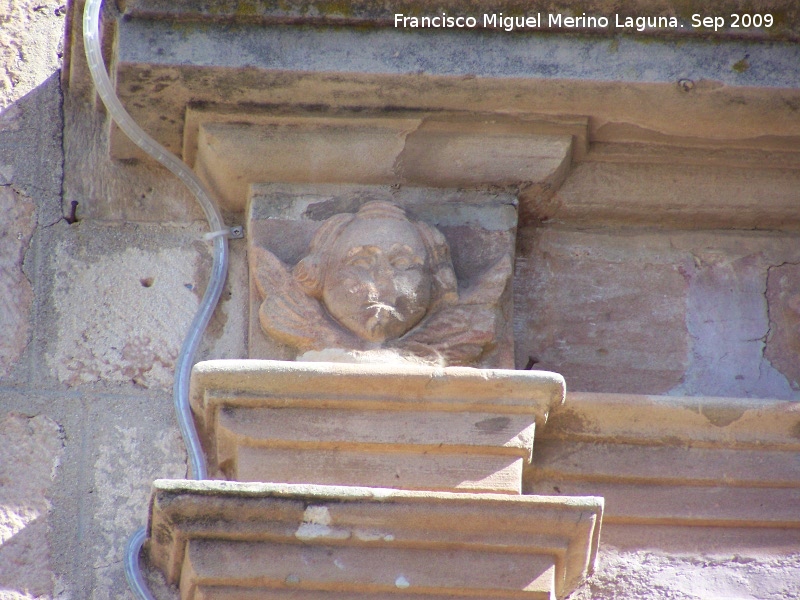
[43,224,208,388]
[766,262,800,390]
[0,413,64,600]
[0,185,35,380]
[89,417,185,600]
[0,0,64,110]
[515,228,800,398]
[514,227,690,393]
[567,549,800,600]
[676,250,795,398]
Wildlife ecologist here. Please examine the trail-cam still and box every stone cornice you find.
[527,392,800,537]
[148,479,604,599]
[117,0,800,41]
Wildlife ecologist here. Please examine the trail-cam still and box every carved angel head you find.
[292,201,457,343]
[251,200,510,366]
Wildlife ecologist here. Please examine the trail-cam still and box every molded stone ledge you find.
[525,392,800,536]
[104,17,800,176]
[541,392,800,447]
[189,359,565,493]
[182,109,580,214]
[118,0,800,41]
[109,18,800,142]
[64,2,800,227]
[146,479,603,600]
[542,160,800,231]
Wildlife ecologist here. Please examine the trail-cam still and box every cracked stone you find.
[0,185,35,380]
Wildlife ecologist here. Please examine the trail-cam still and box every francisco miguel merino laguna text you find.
[394,13,684,32]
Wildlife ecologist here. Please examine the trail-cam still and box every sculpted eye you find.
[346,256,373,269]
[391,256,412,270]
[390,253,423,270]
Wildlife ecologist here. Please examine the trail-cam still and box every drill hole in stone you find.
[140,277,155,288]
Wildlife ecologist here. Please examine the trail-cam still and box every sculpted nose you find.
[373,269,398,302]
[367,257,396,299]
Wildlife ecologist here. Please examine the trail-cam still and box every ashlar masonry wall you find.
[1,2,204,597]
[1,0,800,598]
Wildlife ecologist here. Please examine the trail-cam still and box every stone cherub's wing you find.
[458,254,513,305]
[249,245,355,352]
[396,254,512,365]
[397,305,498,366]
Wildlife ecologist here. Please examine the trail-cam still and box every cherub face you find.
[322,216,432,343]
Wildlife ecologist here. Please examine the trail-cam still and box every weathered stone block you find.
[147,480,603,600]
[673,234,800,399]
[0,412,64,599]
[514,227,689,393]
[86,398,186,600]
[39,222,244,388]
[0,185,35,381]
[514,227,800,398]
[190,359,565,494]
[766,262,800,390]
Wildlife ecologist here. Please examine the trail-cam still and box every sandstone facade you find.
[1,0,799,598]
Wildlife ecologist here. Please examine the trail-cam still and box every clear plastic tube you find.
[83,0,230,597]
[124,527,154,600]
[83,0,224,480]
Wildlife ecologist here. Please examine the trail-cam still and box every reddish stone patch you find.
[766,262,800,390]
[514,228,689,394]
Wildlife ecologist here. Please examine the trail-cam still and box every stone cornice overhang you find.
[527,392,800,546]
[63,0,800,226]
[117,0,800,42]
[148,479,604,599]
